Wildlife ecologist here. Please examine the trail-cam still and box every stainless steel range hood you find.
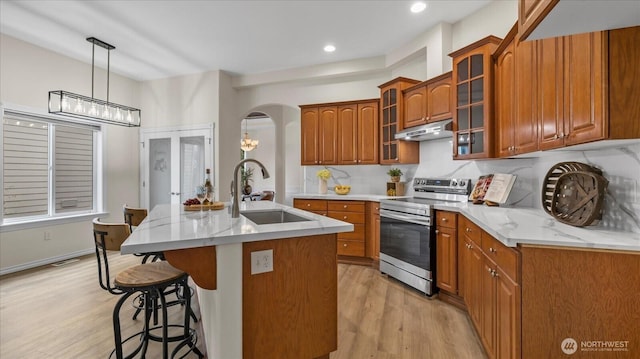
[394,119,453,141]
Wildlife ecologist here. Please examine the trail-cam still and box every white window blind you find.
[2,108,101,224]
[54,126,93,213]
[2,118,49,219]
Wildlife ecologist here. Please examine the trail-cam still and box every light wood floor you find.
[1,254,485,359]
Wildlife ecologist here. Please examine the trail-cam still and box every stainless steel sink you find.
[241,210,311,225]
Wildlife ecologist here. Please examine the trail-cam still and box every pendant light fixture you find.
[240,118,259,152]
[48,37,141,127]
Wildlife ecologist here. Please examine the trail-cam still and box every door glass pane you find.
[470,55,483,78]
[471,104,484,128]
[383,108,389,125]
[180,136,205,203]
[383,144,389,160]
[457,83,469,106]
[457,108,469,130]
[390,143,397,160]
[383,126,389,142]
[471,131,484,154]
[471,78,484,103]
[149,138,171,211]
[457,133,469,155]
[390,106,396,124]
[383,91,389,107]
[390,89,396,105]
[457,58,469,81]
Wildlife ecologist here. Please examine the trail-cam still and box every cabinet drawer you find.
[337,239,365,257]
[311,211,327,216]
[460,217,481,246]
[328,201,365,213]
[294,199,327,212]
[328,211,365,224]
[436,211,457,229]
[337,224,365,240]
[482,234,518,280]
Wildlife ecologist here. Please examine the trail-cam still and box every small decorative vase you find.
[391,176,400,183]
[319,179,328,194]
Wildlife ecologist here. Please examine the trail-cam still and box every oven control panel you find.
[413,177,472,196]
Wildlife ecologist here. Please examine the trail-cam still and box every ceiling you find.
[0,0,491,82]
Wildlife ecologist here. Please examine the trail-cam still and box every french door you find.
[140,125,214,210]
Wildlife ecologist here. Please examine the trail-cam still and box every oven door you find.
[379,209,434,277]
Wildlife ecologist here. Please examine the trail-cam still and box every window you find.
[1,108,102,225]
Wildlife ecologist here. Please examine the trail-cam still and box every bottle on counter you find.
[204,168,214,201]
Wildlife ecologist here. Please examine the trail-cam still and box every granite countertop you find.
[291,193,640,252]
[292,193,409,201]
[120,201,353,254]
[433,202,640,252]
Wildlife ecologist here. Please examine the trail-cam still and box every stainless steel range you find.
[379,177,471,296]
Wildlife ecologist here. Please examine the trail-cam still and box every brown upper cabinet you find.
[518,0,639,42]
[518,0,559,41]
[538,26,640,150]
[450,36,502,160]
[300,99,379,166]
[378,77,420,164]
[402,72,453,129]
[494,24,538,158]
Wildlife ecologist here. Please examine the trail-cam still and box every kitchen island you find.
[121,201,353,359]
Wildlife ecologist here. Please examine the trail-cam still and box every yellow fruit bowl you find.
[334,185,351,195]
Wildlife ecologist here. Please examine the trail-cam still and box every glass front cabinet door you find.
[450,37,502,159]
[378,77,420,164]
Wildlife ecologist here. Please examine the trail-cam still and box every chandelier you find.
[48,37,141,127]
[240,119,259,152]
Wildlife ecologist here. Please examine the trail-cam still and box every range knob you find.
[459,179,467,187]
[451,179,458,187]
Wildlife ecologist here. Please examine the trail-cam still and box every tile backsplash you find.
[301,139,640,234]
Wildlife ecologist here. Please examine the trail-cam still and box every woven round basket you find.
[550,170,608,227]
[541,162,603,215]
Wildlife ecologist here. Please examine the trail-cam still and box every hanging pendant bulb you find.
[240,119,259,152]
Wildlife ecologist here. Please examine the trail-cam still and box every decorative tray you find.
[183,202,225,211]
[550,170,608,227]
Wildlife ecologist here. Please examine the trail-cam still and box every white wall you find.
[0,34,142,272]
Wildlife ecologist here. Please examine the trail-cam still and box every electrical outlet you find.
[250,249,273,275]
[44,232,51,240]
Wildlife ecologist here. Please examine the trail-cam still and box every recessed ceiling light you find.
[324,44,336,53]
[410,2,427,13]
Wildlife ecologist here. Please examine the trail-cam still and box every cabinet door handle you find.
[466,227,471,232]
[435,230,439,234]
[487,267,492,273]
[442,218,448,222]
[489,247,496,253]
[343,216,348,220]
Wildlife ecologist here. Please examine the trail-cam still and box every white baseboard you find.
[0,248,94,276]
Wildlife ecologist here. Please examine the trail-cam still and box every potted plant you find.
[241,166,254,195]
[387,168,403,183]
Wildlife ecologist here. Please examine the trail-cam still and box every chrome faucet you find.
[231,159,270,218]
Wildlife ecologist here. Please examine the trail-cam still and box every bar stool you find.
[93,218,203,359]
[123,205,163,263]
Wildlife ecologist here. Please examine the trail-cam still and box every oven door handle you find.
[380,209,431,226]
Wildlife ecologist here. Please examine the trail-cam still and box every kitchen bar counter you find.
[121,201,353,359]
[292,193,408,201]
[121,201,353,254]
[434,202,640,251]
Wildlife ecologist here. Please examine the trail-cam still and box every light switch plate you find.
[250,249,273,275]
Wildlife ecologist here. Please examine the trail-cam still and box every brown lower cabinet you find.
[294,198,379,260]
[456,214,521,359]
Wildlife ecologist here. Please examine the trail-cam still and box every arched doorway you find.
[241,112,277,200]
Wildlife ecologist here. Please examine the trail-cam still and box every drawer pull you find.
[466,227,471,232]
[489,247,496,253]
[442,218,447,222]
[343,243,348,247]
[343,205,348,209]
[307,204,311,207]
[343,216,348,220]
[487,267,492,273]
